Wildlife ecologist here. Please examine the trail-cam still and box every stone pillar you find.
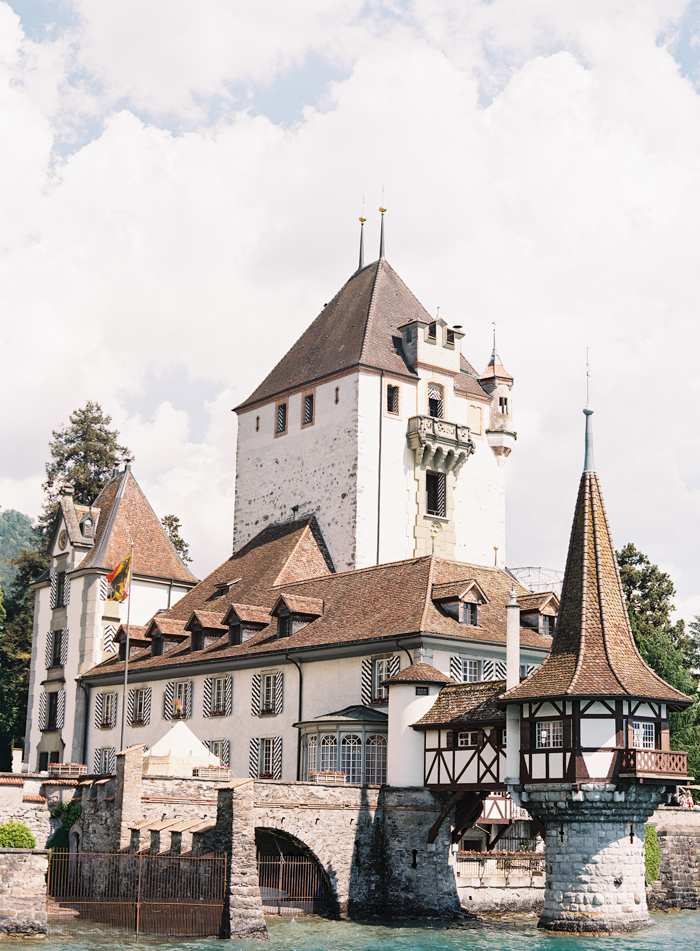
[114,745,144,850]
[0,849,49,936]
[523,782,669,933]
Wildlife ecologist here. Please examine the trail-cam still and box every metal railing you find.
[455,852,545,883]
[257,854,332,916]
[47,851,226,936]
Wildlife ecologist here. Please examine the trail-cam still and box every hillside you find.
[0,508,36,592]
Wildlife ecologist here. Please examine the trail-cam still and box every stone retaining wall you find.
[647,807,700,910]
[0,849,49,936]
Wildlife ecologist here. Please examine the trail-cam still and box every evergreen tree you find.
[160,514,192,564]
[0,509,36,591]
[617,543,700,781]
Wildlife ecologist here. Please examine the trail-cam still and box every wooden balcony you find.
[619,749,687,780]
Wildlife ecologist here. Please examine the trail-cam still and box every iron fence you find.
[257,854,331,916]
[47,851,227,936]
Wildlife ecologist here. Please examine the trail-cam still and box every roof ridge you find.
[358,258,383,365]
[567,474,589,695]
[592,475,627,695]
[419,556,438,631]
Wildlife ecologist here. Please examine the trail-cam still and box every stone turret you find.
[478,339,516,463]
[499,408,691,934]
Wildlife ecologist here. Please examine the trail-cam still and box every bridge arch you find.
[255,826,338,917]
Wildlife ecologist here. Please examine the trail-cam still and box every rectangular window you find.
[261,674,277,714]
[133,689,146,723]
[426,471,446,517]
[260,738,274,777]
[47,692,59,730]
[457,731,479,748]
[173,681,187,717]
[51,629,63,666]
[633,721,655,750]
[210,739,224,762]
[303,393,314,426]
[499,396,509,414]
[446,329,455,346]
[542,615,555,637]
[387,385,400,415]
[277,615,292,638]
[415,686,428,696]
[428,385,444,419]
[276,402,287,435]
[536,720,564,749]
[212,678,226,715]
[55,571,66,608]
[462,659,481,683]
[463,603,478,626]
[102,693,115,727]
[373,658,390,703]
[427,321,437,340]
[98,748,112,773]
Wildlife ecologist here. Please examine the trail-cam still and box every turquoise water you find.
[37,913,700,951]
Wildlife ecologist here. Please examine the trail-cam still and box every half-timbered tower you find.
[500,409,691,933]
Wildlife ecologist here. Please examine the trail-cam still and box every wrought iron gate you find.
[47,851,226,936]
[257,853,331,916]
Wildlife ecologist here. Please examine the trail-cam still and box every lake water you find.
[34,912,700,951]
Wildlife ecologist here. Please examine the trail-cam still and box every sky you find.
[2,0,700,623]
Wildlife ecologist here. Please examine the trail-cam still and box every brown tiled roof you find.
[432,580,488,603]
[186,611,227,632]
[413,681,506,728]
[235,259,423,412]
[147,618,188,639]
[223,604,272,626]
[455,356,491,401]
[115,625,148,644]
[23,794,46,803]
[502,473,692,705]
[76,469,197,585]
[384,662,456,685]
[273,594,324,616]
[0,777,23,786]
[517,592,559,613]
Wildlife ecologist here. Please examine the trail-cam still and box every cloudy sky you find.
[2,0,700,621]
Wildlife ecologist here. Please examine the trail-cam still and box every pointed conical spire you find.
[479,323,513,382]
[357,216,365,271]
[488,323,501,367]
[379,206,386,259]
[502,414,691,705]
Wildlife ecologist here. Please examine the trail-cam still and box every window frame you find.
[274,400,288,437]
[536,719,564,749]
[261,673,277,715]
[463,602,479,626]
[133,688,146,723]
[426,470,446,517]
[212,677,226,715]
[457,731,479,748]
[386,384,400,416]
[499,396,509,415]
[55,571,66,608]
[427,384,444,420]
[47,692,59,730]
[373,658,391,703]
[101,692,115,728]
[301,390,316,428]
[462,659,481,683]
[51,629,63,667]
[633,720,656,750]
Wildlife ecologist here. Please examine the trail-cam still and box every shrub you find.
[0,820,36,848]
[645,824,661,882]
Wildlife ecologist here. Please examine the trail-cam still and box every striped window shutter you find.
[222,739,231,768]
[483,659,495,681]
[50,573,57,609]
[127,689,135,725]
[94,693,104,729]
[110,693,118,727]
[39,693,47,731]
[164,682,174,720]
[527,664,536,676]
[99,577,109,601]
[273,737,282,779]
[251,674,261,716]
[203,678,212,717]
[495,661,507,680]
[103,624,117,654]
[361,659,372,705]
[450,655,462,682]
[275,671,284,714]
[93,748,101,773]
[143,687,151,725]
[437,473,446,516]
[225,676,233,716]
[108,748,116,773]
[249,737,260,778]
[60,629,69,666]
[428,385,444,417]
[64,575,71,606]
[185,681,193,718]
[57,691,66,729]
[389,655,400,678]
[45,633,53,669]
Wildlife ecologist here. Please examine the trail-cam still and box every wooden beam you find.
[427,791,464,845]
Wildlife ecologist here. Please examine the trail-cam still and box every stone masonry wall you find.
[647,807,700,910]
[0,849,49,936]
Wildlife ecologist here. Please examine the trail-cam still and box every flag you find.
[106,553,132,602]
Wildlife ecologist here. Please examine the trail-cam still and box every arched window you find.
[341,734,362,783]
[365,734,387,785]
[319,734,337,772]
[307,735,317,776]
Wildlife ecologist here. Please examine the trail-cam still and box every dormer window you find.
[81,516,94,538]
[428,385,444,419]
[463,602,478,626]
[191,628,204,651]
[428,321,437,340]
[446,329,455,346]
[229,623,242,646]
[542,615,555,637]
[151,637,163,656]
[277,614,292,638]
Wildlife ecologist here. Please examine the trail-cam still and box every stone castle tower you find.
[233,218,515,571]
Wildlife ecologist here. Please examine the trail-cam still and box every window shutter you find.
[527,664,536,676]
[251,674,261,716]
[60,629,69,666]
[495,661,507,680]
[100,577,109,601]
[445,730,455,750]
[185,681,193,719]
[477,729,485,747]
[103,624,116,654]
[45,633,53,669]
[249,737,260,778]
[225,676,233,716]
[127,689,135,725]
[437,472,446,516]
[50,573,57,609]
[64,575,71,606]
[222,739,231,768]
[39,693,47,731]
[483,659,495,681]
[94,693,104,729]
[143,688,151,725]
[275,671,284,714]
[273,737,283,779]
[361,659,372,705]
[203,678,212,718]
[110,693,118,727]
[57,691,65,729]
[389,655,400,678]
[164,682,174,720]
[450,656,462,682]
[94,748,101,773]
[108,748,116,774]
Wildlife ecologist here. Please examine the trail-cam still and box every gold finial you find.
[359,216,366,223]
[379,206,386,214]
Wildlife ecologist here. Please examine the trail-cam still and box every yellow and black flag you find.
[106,553,132,602]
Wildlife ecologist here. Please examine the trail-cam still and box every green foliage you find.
[0,820,36,848]
[49,827,69,851]
[51,801,81,830]
[0,508,36,591]
[160,513,191,564]
[645,824,661,882]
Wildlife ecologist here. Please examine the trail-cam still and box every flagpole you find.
[120,544,134,752]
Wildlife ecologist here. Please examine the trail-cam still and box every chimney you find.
[506,587,520,690]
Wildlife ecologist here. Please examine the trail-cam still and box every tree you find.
[39,401,131,541]
[617,543,700,782]
[0,509,36,591]
[161,514,192,564]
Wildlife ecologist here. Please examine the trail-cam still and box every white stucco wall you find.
[387,683,442,786]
